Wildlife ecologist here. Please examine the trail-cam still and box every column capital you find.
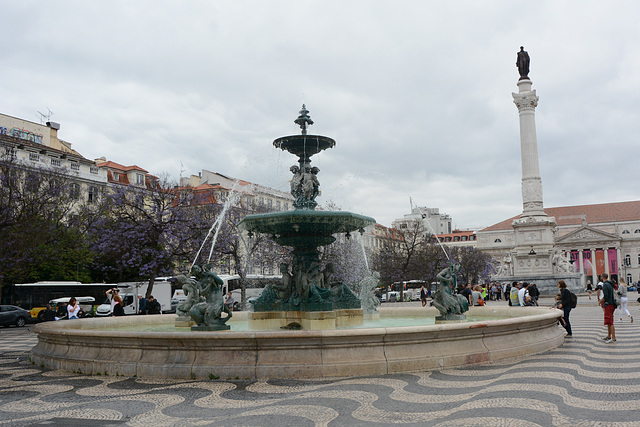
[512,90,539,111]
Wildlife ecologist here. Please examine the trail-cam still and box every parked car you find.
[0,305,31,327]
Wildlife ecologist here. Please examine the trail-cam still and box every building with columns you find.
[478,200,640,286]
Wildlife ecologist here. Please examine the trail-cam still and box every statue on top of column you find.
[516,46,530,80]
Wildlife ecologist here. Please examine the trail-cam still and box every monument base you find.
[191,324,231,331]
[435,314,467,323]
[175,316,196,328]
[249,309,364,330]
[491,273,581,295]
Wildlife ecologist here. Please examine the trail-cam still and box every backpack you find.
[569,291,577,309]
[613,288,621,308]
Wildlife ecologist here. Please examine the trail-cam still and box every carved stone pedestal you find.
[249,309,364,330]
[435,314,467,323]
[191,324,231,331]
[175,316,196,328]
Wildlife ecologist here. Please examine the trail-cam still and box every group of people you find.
[106,288,161,316]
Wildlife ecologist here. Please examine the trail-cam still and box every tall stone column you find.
[512,79,546,218]
[511,74,556,277]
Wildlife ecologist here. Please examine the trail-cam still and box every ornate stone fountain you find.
[238,105,375,329]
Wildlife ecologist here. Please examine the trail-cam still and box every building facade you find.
[391,206,452,237]
[477,200,640,287]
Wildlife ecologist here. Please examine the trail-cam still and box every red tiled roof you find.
[481,200,640,232]
[96,161,148,174]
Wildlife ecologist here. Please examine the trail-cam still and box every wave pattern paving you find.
[1,304,638,426]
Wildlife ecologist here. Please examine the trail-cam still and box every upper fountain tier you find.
[238,105,375,246]
[273,104,335,165]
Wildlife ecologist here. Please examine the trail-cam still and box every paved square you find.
[1,299,638,426]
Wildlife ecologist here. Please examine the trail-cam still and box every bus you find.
[2,281,118,319]
[390,280,430,302]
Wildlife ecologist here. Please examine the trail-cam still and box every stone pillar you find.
[591,248,598,283]
[617,247,622,280]
[578,250,585,287]
[604,249,610,276]
[512,79,545,218]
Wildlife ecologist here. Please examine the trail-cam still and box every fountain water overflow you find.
[31,106,565,380]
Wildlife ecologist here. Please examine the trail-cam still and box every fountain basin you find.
[30,307,563,380]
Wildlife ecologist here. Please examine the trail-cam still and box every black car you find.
[0,305,31,327]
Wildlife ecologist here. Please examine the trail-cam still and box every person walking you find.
[138,295,147,315]
[586,280,593,300]
[600,273,617,343]
[556,281,572,337]
[420,285,428,307]
[617,279,633,323]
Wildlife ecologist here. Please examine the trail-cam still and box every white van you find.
[48,296,96,319]
[95,280,172,316]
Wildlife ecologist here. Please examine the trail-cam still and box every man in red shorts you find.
[599,273,617,343]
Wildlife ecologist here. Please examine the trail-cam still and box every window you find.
[627,274,633,284]
[622,230,630,234]
[445,237,452,242]
[137,173,145,185]
[276,201,281,210]
[461,236,468,241]
[70,162,80,171]
[259,197,264,206]
[284,202,289,211]
[50,158,61,167]
[267,199,272,209]
[4,147,16,159]
[88,186,98,202]
[625,254,631,267]
[494,238,502,243]
[70,183,80,199]
[453,236,460,242]
[635,230,640,234]
[90,166,98,174]
[29,152,39,162]
[113,172,119,181]
[25,174,39,193]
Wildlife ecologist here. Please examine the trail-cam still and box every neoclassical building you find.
[477,200,640,286]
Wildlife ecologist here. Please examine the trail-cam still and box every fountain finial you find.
[294,104,314,135]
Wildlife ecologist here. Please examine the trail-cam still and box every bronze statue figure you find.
[516,46,530,80]
[433,262,469,320]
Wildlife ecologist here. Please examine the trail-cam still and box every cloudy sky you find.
[3,1,640,229]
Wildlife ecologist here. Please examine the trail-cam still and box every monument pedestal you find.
[191,324,231,331]
[435,314,467,323]
[249,309,364,330]
[175,316,196,328]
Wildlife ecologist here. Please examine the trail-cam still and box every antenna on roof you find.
[180,161,186,179]
[37,108,53,124]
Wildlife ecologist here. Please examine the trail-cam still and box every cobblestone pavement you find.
[1,299,639,426]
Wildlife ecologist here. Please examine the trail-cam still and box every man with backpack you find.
[556,280,573,337]
[599,273,617,343]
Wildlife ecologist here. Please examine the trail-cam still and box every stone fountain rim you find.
[31,306,560,339]
[30,306,564,379]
